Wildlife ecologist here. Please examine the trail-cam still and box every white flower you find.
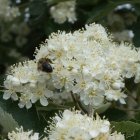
[0,0,20,22]
[30,83,53,106]
[7,126,39,140]
[17,81,53,109]
[109,132,125,140]
[50,0,77,24]
[9,61,46,85]
[72,73,93,94]
[111,81,124,90]
[105,90,127,104]
[18,88,33,109]
[46,110,125,140]
[3,60,52,109]
[80,83,104,106]
[115,3,133,11]
[3,78,19,101]
[84,23,109,42]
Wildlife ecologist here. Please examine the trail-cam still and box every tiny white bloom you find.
[50,0,77,24]
[46,110,125,140]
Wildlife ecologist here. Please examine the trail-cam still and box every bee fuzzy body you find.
[38,58,53,73]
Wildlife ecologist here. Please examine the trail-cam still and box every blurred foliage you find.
[0,0,140,67]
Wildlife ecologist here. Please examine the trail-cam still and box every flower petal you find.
[40,97,48,106]
[3,92,11,100]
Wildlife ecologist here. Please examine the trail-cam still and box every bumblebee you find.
[38,58,53,73]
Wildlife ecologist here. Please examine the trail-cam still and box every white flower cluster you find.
[35,23,140,106]
[0,0,20,22]
[115,3,134,11]
[7,127,39,140]
[113,30,134,43]
[46,110,125,140]
[50,0,77,24]
[3,23,140,109]
[3,61,53,109]
[108,3,136,43]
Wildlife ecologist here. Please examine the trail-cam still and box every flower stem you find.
[88,105,94,117]
[71,92,88,114]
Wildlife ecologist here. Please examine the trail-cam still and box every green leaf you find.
[77,0,103,6]
[0,96,44,133]
[101,108,127,121]
[47,0,70,5]
[135,111,140,121]
[29,0,47,25]
[127,129,140,140]
[86,2,111,23]
[0,106,19,135]
[111,121,140,137]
